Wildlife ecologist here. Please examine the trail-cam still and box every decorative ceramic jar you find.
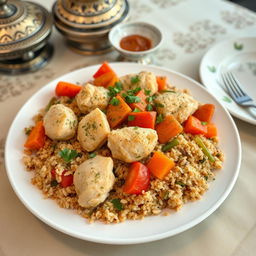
[52,0,129,55]
[0,0,53,74]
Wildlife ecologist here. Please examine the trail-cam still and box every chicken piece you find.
[74,156,115,208]
[119,71,158,95]
[43,104,77,140]
[154,91,199,123]
[76,83,110,113]
[77,108,110,152]
[108,127,158,163]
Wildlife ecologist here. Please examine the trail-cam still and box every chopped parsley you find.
[127,87,141,95]
[50,180,58,187]
[109,97,120,106]
[175,181,186,187]
[124,95,141,104]
[162,138,179,152]
[146,104,153,111]
[201,121,208,126]
[108,82,123,97]
[131,76,140,84]
[89,152,97,158]
[155,103,164,108]
[24,127,31,135]
[59,148,78,163]
[133,108,141,112]
[146,95,156,103]
[111,198,123,211]
[204,176,209,181]
[156,114,164,124]
[128,115,135,121]
[144,89,151,96]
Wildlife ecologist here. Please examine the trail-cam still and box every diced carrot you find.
[184,116,207,135]
[24,121,45,150]
[123,162,150,194]
[107,74,119,88]
[129,90,147,111]
[127,111,156,129]
[156,115,183,144]
[156,76,167,91]
[107,95,132,128]
[193,104,215,123]
[93,62,115,78]
[205,123,218,138]
[55,81,81,97]
[93,71,117,88]
[147,151,175,180]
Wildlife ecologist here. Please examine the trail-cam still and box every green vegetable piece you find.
[115,81,123,89]
[50,180,59,187]
[162,138,179,152]
[161,90,176,93]
[133,108,141,112]
[108,82,123,97]
[156,114,164,124]
[45,97,57,112]
[125,95,141,104]
[89,152,97,158]
[128,115,135,121]
[131,76,140,84]
[155,103,164,108]
[146,104,153,111]
[201,121,208,126]
[127,87,141,95]
[59,148,78,163]
[24,127,31,135]
[194,136,215,163]
[144,89,151,96]
[111,198,123,211]
[109,97,120,106]
[146,95,156,103]
[175,181,186,187]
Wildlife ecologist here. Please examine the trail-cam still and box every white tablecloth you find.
[1,0,256,255]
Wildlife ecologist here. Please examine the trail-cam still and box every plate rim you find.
[5,62,241,244]
[199,36,256,126]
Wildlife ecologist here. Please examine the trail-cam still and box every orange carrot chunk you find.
[127,111,156,129]
[107,95,132,128]
[55,81,81,97]
[156,76,167,91]
[24,121,45,150]
[93,71,117,88]
[205,123,218,138]
[129,90,147,111]
[193,104,215,123]
[184,116,207,135]
[156,115,183,144]
[147,151,175,180]
[93,62,115,78]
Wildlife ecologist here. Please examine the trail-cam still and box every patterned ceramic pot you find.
[52,0,129,55]
[0,0,53,74]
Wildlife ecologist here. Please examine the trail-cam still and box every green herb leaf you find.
[124,95,141,104]
[115,81,123,89]
[146,104,153,111]
[50,180,59,187]
[108,82,123,97]
[175,181,186,187]
[127,87,141,95]
[146,95,156,103]
[24,127,31,135]
[163,191,170,200]
[156,114,164,124]
[201,121,208,126]
[155,103,164,108]
[131,76,140,84]
[59,148,78,163]
[161,90,176,93]
[204,176,208,181]
[144,89,151,96]
[89,152,97,158]
[162,138,179,152]
[111,198,123,210]
[128,115,135,121]
[109,97,120,106]
[133,108,141,112]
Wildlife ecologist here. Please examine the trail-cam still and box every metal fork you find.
[221,71,256,109]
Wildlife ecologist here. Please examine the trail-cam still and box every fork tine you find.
[221,73,238,99]
[226,72,242,97]
[228,72,246,97]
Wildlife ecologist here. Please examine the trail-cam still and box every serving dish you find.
[5,63,241,244]
[200,37,256,125]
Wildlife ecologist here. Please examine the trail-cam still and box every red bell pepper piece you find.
[93,62,115,78]
[127,111,156,129]
[61,170,73,188]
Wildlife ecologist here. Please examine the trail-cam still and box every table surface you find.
[1,0,256,255]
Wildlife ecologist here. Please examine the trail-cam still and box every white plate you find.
[5,63,241,244]
[200,37,256,125]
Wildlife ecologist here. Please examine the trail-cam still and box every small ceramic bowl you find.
[109,22,162,64]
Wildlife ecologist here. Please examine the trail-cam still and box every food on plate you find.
[43,104,77,140]
[23,62,224,224]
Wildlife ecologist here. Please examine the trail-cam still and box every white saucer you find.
[200,37,256,125]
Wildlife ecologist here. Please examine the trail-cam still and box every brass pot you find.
[0,0,53,74]
[52,0,129,55]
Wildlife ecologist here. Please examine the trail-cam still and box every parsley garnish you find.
[133,108,141,112]
[59,148,78,163]
[175,181,186,187]
[201,121,208,125]
[50,180,58,187]
[127,87,141,95]
[108,82,123,97]
[124,95,141,104]
[146,104,153,111]
[146,95,156,103]
[144,89,151,96]
[156,114,164,124]
[155,103,164,108]
[128,115,135,121]
[109,97,120,106]
[89,152,97,158]
[24,127,31,135]
[111,198,123,211]
[131,76,140,84]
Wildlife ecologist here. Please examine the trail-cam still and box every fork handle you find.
[242,103,256,109]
